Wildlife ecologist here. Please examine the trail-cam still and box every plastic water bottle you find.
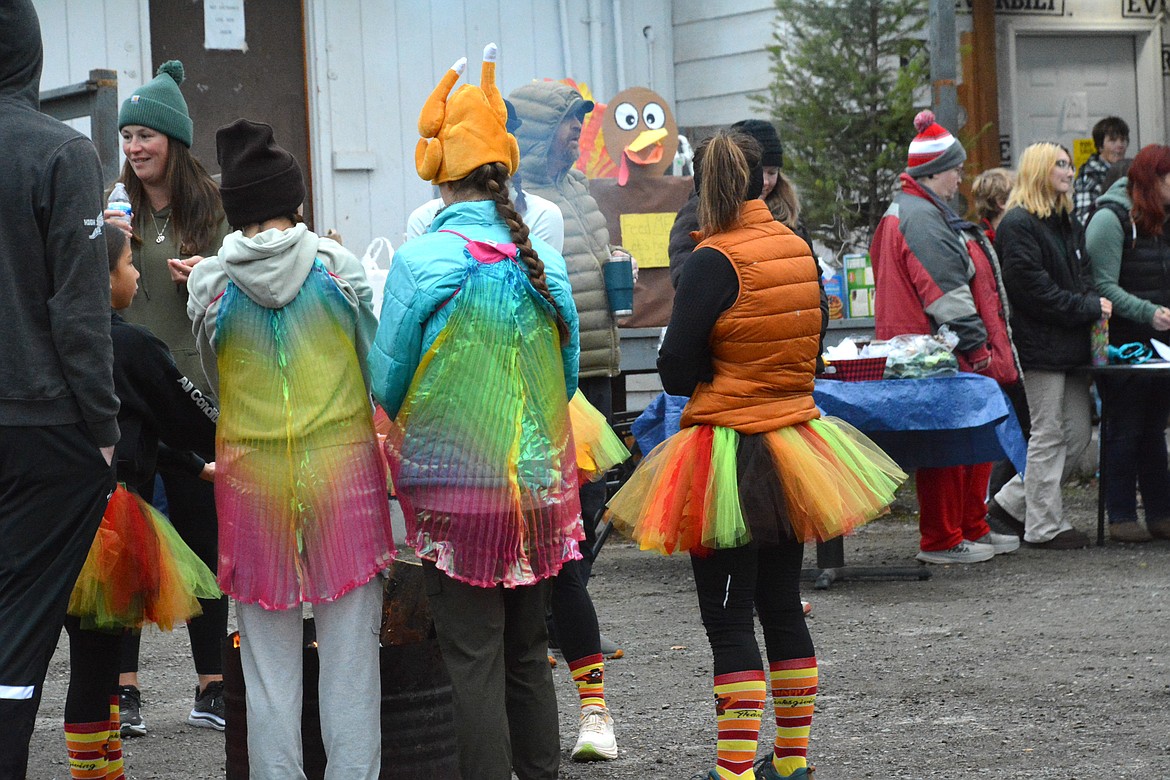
[107,182,133,224]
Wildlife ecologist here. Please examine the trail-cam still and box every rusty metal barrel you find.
[224,560,458,778]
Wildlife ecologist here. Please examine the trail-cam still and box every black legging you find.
[121,471,226,677]
[64,616,122,724]
[690,540,813,676]
[547,376,611,663]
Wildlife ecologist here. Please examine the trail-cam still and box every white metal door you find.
[1014,34,1138,162]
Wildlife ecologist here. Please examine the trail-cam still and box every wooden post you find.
[969,0,1001,172]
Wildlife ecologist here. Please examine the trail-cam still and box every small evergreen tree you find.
[758,0,928,260]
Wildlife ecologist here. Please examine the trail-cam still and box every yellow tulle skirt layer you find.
[69,485,221,631]
[568,389,631,482]
[606,417,906,554]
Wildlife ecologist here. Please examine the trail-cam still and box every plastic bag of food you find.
[866,327,959,379]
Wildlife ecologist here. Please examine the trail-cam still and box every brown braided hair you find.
[454,162,569,342]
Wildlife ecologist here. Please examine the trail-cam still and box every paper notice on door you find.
[204,0,247,52]
[1060,92,1088,135]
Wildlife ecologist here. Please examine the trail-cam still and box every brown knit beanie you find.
[216,119,306,228]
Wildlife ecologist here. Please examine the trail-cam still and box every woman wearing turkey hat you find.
[370,45,581,780]
[103,59,230,737]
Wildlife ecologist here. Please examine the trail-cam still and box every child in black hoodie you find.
[60,224,220,780]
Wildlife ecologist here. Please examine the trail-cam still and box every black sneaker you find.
[187,680,225,731]
[119,685,146,737]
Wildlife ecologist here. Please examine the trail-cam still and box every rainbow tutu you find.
[569,389,631,482]
[606,417,906,554]
[69,485,221,631]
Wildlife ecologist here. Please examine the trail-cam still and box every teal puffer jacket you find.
[368,200,579,417]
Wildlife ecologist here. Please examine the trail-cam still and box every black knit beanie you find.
[216,119,306,228]
[731,119,783,168]
[692,131,764,201]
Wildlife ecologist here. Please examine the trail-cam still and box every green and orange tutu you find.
[568,389,631,482]
[69,484,221,631]
[605,417,906,555]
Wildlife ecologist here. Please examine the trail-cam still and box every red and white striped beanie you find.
[906,110,966,177]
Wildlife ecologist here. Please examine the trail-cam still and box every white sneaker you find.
[571,705,618,761]
[971,530,1020,554]
[915,540,995,565]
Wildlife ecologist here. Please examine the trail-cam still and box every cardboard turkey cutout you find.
[602,87,680,186]
[590,86,691,327]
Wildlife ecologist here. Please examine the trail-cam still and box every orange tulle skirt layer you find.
[605,417,906,555]
[568,389,631,482]
[69,485,221,631]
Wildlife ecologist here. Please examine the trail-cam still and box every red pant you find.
[916,463,993,552]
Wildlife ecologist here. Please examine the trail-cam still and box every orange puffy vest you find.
[681,200,822,434]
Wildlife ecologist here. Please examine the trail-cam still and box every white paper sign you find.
[204,0,247,51]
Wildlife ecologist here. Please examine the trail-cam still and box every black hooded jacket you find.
[111,313,217,492]
[996,206,1101,370]
[0,0,119,445]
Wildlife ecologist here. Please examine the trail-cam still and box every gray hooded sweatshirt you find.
[0,0,119,445]
[186,223,377,395]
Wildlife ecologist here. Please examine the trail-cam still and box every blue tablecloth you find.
[632,374,1026,473]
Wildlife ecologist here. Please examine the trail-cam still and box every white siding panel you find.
[307,0,674,253]
[677,92,766,129]
[34,0,150,147]
[37,0,148,93]
[674,50,770,102]
[673,9,774,63]
[672,0,773,27]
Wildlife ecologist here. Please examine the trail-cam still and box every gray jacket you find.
[510,81,620,379]
[0,0,119,445]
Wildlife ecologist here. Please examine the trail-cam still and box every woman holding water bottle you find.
[989,142,1111,550]
[103,59,231,736]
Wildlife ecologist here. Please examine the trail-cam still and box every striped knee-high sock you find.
[769,657,818,777]
[106,695,124,780]
[569,653,606,709]
[713,670,766,780]
[64,720,108,779]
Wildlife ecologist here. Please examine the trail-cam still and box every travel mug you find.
[604,252,634,317]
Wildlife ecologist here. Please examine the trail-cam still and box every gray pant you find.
[237,579,383,780]
[422,562,560,780]
[994,369,1092,543]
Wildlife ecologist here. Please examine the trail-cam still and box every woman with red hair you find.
[1085,143,1170,542]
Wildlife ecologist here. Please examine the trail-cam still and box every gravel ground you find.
[26,480,1170,779]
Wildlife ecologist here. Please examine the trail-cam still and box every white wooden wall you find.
[33,0,151,144]
[305,0,674,252]
[671,0,775,130]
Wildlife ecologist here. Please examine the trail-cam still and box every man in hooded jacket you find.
[509,80,623,761]
[0,3,119,775]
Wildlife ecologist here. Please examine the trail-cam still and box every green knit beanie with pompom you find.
[118,60,193,147]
